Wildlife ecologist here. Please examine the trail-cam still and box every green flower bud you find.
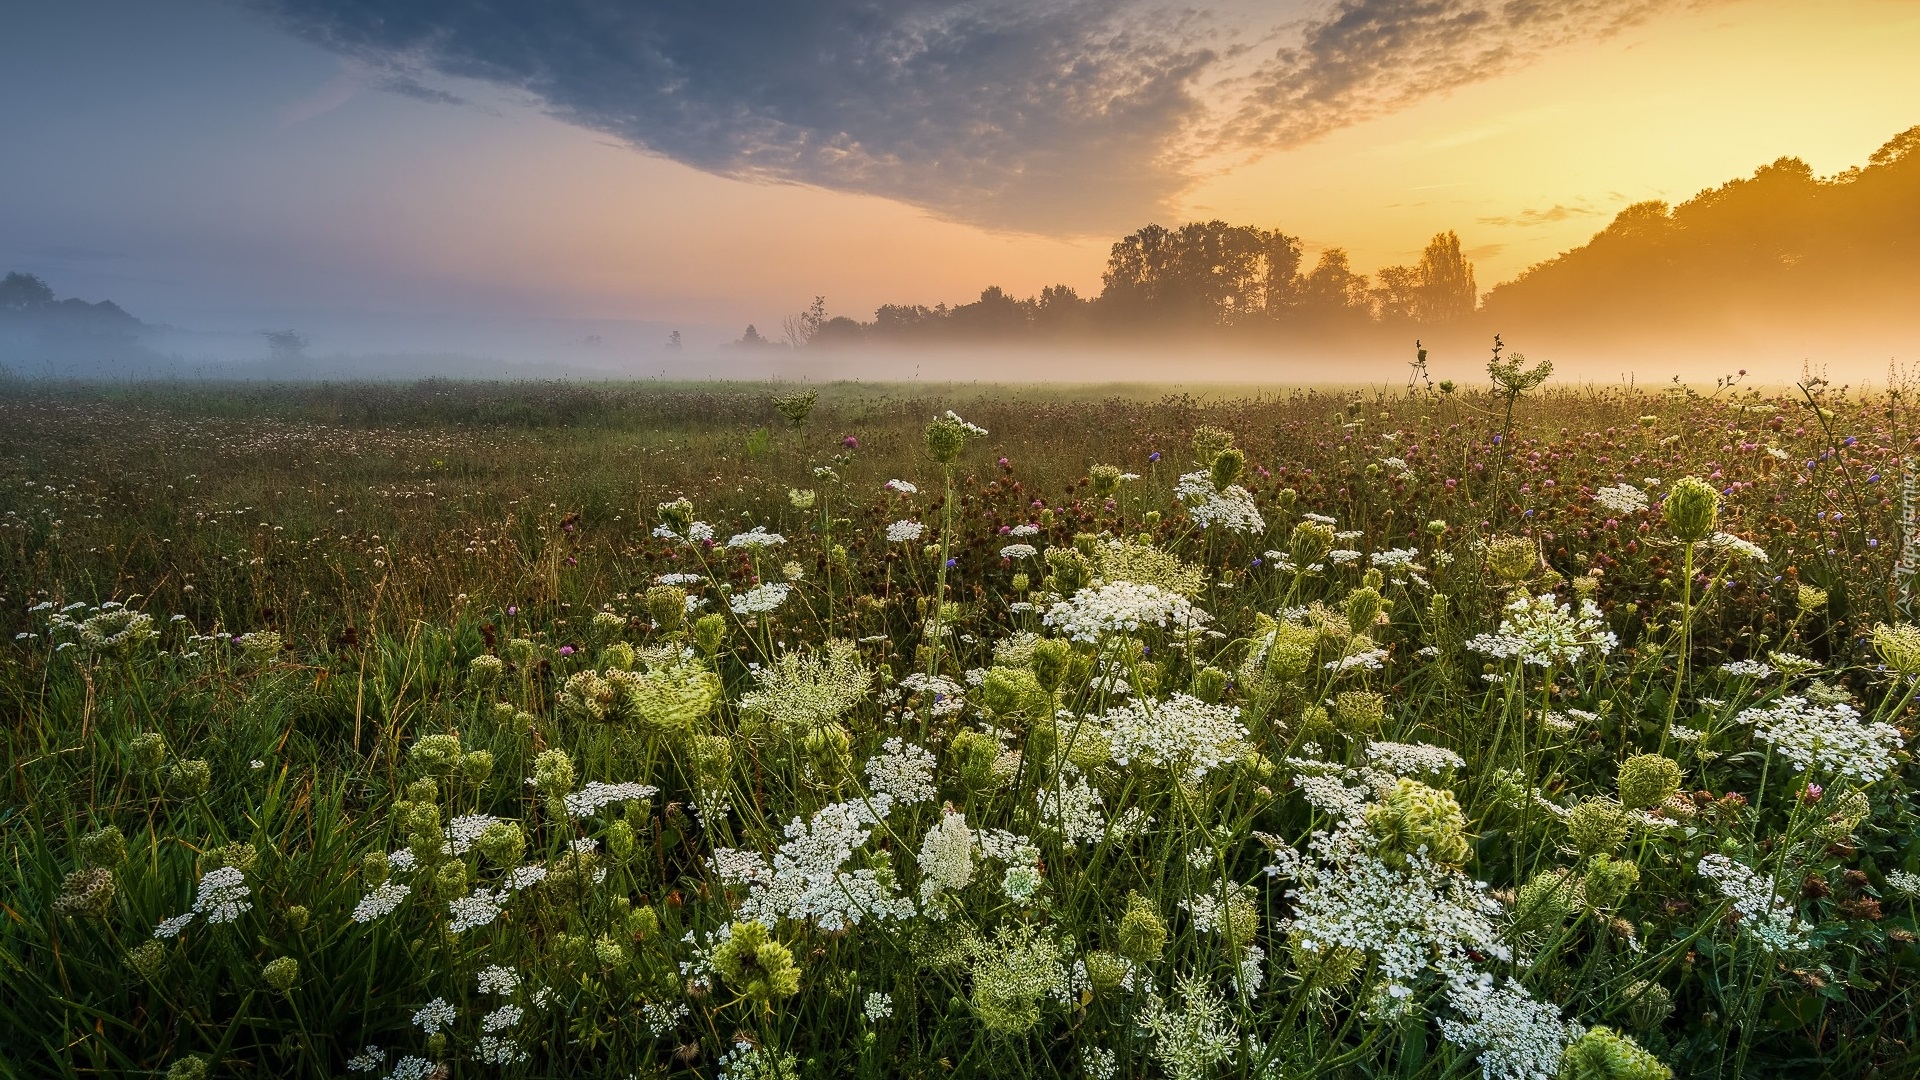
[79,825,127,869]
[1210,447,1245,493]
[533,749,575,795]
[1332,690,1387,735]
[165,1055,209,1080]
[606,819,637,861]
[167,759,211,798]
[468,653,504,688]
[262,955,299,994]
[1289,521,1334,567]
[1010,572,1030,592]
[1190,425,1234,466]
[1190,665,1228,704]
[925,416,970,464]
[1871,622,1920,676]
[1286,927,1365,992]
[476,821,525,867]
[406,778,439,805]
[1116,891,1167,965]
[1566,798,1631,857]
[433,859,468,897]
[1429,592,1451,623]
[1662,476,1719,543]
[589,609,625,646]
[1345,586,1386,632]
[490,700,515,725]
[693,613,728,656]
[1083,951,1129,993]
[1143,510,1159,530]
[1044,547,1091,594]
[1028,639,1073,692]
[361,850,391,885]
[210,842,259,873]
[129,732,168,774]
[593,934,628,968]
[713,920,801,1003]
[1622,980,1674,1030]
[1514,868,1581,929]
[1365,778,1470,868]
[645,585,688,631]
[284,905,310,932]
[1557,1026,1672,1080]
[128,940,167,979]
[1089,464,1124,496]
[459,750,495,786]
[1617,754,1682,810]
[409,733,463,775]
[628,904,660,941]
[1581,853,1640,910]
[1486,534,1538,584]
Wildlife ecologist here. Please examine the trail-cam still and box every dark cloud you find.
[244,0,1697,233]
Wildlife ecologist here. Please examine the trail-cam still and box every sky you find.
[2,0,1917,365]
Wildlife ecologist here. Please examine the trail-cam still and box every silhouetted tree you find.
[0,272,54,311]
[263,329,309,361]
[1298,249,1371,320]
[1414,230,1477,322]
[783,296,827,347]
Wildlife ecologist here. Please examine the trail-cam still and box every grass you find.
[2,373,1918,1079]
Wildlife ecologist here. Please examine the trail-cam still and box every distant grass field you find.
[3,375,1919,1079]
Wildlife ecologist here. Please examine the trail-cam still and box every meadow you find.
[3,366,1920,1080]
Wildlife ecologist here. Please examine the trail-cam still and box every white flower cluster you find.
[886,519,926,542]
[476,965,521,994]
[1366,740,1465,776]
[864,738,938,805]
[729,582,792,615]
[475,1035,528,1065]
[1044,581,1206,643]
[727,527,785,550]
[1000,543,1039,559]
[1437,970,1580,1080]
[1592,484,1649,515]
[643,1001,691,1037]
[1720,659,1774,679]
[442,813,501,855]
[351,881,411,924]
[412,997,457,1035]
[1697,853,1809,951]
[864,990,893,1022]
[943,410,989,436]
[884,479,918,494]
[1467,593,1617,667]
[168,865,252,930]
[447,887,507,933]
[1736,695,1905,783]
[734,796,915,931]
[564,780,660,817]
[345,1047,384,1073]
[1035,766,1107,845]
[654,572,705,585]
[1709,532,1769,562]
[1174,471,1266,534]
[1104,693,1250,781]
[916,811,975,906]
[1010,523,1040,537]
[1266,826,1509,998]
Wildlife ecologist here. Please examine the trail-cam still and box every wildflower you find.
[1138,975,1238,1080]
[191,865,251,924]
[387,1056,433,1080]
[1174,470,1266,534]
[1104,693,1250,781]
[1663,476,1719,541]
[1365,778,1470,868]
[1045,581,1206,643]
[153,913,194,938]
[1566,798,1631,856]
[1484,534,1539,583]
[734,797,915,931]
[1000,543,1038,559]
[564,780,660,817]
[713,920,801,1003]
[477,965,521,995]
[1467,593,1616,667]
[351,881,410,923]
[475,1036,529,1065]
[1592,484,1649,515]
[727,526,786,550]
[865,738,937,805]
[1117,891,1168,964]
[1697,854,1809,951]
[1437,970,1578,1080]
[729,583,792,616]
[261,956,298,993]
[1559,1026,1672,1080]
[864,990,893,1022]
[345,1047,385,1073]
[1366,740,1465,776]
[1884,869,1920,898]
[447,887,506,933]
[969,923,1067,1033]
[412,997,457,1035]
[1871,622,1920,675]
[1617,754,1682,810]
[884,479,918,494]
[1736,695,1905,783]
[1709,532,1768,562]
[1719,659,1773,679]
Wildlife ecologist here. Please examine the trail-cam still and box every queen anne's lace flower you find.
[1367,741,1465,776]
[1174,471,1266,534]
[447,888,506,933]
[917,811,975,905]
[351,881,410,924]
[1000,543,1038,559]
[1698,854,1809,951]
[886,519,926,542]
[1105,694,1250,781]
[727,527,785,550]
[864,738,937,805]
[412,997,457,1035]
[564,781,660,817]
[442,813,501,855]
[476,965,521,995]
[729,583,792,615]
[734,796,915,930]
[192,866,251,924]
[1034,766,1106,845]
[1736,695,1904,783]
[1437,970,1580,1080]
[1044,582,1206,643]
[1467,594,1616,667]
[153,913,194,938]
[1710,532,1768,562]
[1592,484,1649,515]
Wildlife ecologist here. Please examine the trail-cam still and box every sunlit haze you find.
[3,0,1917,382]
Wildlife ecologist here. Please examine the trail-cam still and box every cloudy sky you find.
[3,0,1916,353]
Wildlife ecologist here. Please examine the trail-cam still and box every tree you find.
[783,296,827,348]
[737,324,771,347]
[1099,221,1301,326]
[1413,231,1477,322]
[1298,249,1370,319]
[1371,264,1422,322]
[0,272,54,311]
[263,329,308,361]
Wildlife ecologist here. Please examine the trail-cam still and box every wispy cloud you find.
[246,0,1709,232]
[1477,204,1602,228]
